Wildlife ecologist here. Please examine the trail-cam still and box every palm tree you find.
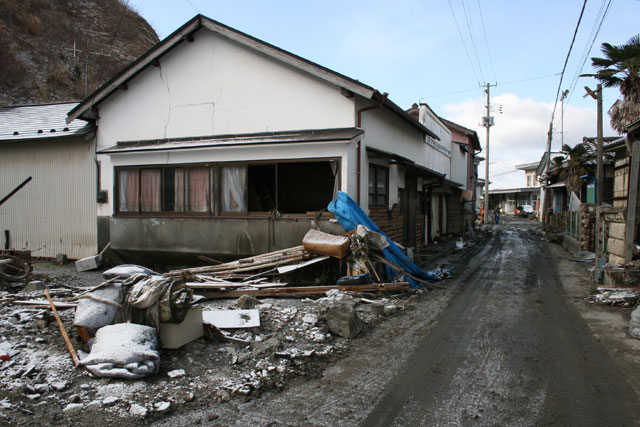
[584,35,640,133]
[558,143,590,197]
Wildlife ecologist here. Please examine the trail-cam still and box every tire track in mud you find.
[363,225,640,426]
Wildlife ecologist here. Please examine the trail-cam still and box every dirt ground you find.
[0,231,479,425]
[1,218,639,425]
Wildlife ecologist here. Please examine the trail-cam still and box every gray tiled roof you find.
[0,102,94,142]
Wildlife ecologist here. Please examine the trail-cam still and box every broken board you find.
[202,309,260,329]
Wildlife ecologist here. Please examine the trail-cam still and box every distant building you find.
[488,162,541,215]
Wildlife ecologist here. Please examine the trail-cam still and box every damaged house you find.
[0,103,96,259]
[65,15,469,261]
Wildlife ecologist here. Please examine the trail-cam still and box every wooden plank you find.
[14,299,78,309]
[193,282,410,299]
[624,140,640,262]
[44,290,79,367]
[276,256,330,274]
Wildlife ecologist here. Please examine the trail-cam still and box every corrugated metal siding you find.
[0,137,97,259]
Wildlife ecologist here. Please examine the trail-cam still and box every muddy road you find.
[178,219,640,426]
[365,220,640,426]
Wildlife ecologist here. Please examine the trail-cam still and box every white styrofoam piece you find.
[202,309,260,329]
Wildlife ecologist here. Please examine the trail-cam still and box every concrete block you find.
[159,305,203,349]
[75,255,103,272]
[607,238,625,257]
[609,222,627,240]
[609,254,626,265]
[23,281,47,292]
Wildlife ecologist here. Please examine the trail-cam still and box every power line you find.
[490,169,520,178]
[461,0,485,82]
[184,0,200,13]
[420,72,561,99]
[476,0,497,83]
[566,0,613,105]
[550,0,588,123]
[447,0,481,85]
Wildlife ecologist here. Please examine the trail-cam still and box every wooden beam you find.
[624,140,640,262]
[192,282,410,299]
[44,290,79,367]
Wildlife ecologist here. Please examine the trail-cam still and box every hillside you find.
[0,0,159,107]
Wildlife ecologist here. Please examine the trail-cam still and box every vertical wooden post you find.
[624,140,640,262]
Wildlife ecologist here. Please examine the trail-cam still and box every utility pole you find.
[585,84,603,260]
[481,83,496,224]
[541,123,553,229]
[560,89,569,147]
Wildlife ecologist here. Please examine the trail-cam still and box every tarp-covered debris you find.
[80,323,160,379]
[328,191,446,288]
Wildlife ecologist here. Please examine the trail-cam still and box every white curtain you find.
[221,165,247,212]
[174,168,185,212]
[188,167,210,212]
[117,169,139,212]
[140,169,161,212]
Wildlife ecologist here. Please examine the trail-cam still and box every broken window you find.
[115,159,338,216]
[369,165,388,206]
[248,164,275,212]
[277,162,336,213]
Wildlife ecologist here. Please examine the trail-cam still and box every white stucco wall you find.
[358,101,425,207]
[418,105,451,178]
[94,27,364,216]
[97,29,355,150]
[450,143,468,186]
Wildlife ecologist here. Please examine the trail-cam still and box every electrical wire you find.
[550,0,588,125]
[420,72,561,99]
[184,0,201,13]
[566,0,613,105]
[461,0,485,82]
[476,0,497,83]
[447,0,481,85]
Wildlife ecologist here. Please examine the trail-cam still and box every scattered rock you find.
[325,304,363,338]
[302,313,318,325]
[237,294,259,309]
[33,383,48,394]
[103,396,119,406]
[252,337,280,356]
[129,403,148,418]
[10,382,26,395]
[167,369,186,379]
[383,304,399,316]
[23,281,47,292]
[154,401,171,413]
[49,381,69,392]
[63,403,83,415]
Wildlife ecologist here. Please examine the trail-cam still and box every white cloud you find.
[442,93,615,189]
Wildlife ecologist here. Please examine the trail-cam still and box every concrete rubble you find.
[0,226,486,423]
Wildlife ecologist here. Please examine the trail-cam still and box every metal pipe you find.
[0,176,32,207]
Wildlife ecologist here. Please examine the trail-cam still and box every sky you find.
[127,0,640,189]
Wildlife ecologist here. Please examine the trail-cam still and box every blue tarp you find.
[328,191,447,288]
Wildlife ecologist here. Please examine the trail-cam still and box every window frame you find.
[114,158,340,218]
[368,164,389,207]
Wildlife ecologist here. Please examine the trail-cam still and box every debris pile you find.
[586,286,640,306]
[0,191,461,422]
